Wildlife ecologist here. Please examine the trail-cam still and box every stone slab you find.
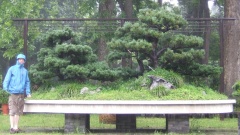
[24,100,236,114]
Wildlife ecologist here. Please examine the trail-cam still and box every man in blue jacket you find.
[3,53,31,134]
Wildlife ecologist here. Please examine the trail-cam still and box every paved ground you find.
[0,127,238,135]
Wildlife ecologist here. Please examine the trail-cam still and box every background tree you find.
[200,0,211,64]
[39,0,97,18]
[116,0,134,67]
[158,0,163,6]
[211,0,224,18]
[178,0,210,64]
[97,0,116,61]
[0,0,44,78]
[223,0,240,96]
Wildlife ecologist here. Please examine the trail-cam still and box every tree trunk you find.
[123,0,133,68]
[98,0,115,61]
[158,0,162,7]
[124,0,133,18]
[1,58,10,81]
[152,41,159,68]
[199,0,210,64]
[136,58,144,74]
[223,0,240,96]
[98,38,107,61]
[117,0,133,67]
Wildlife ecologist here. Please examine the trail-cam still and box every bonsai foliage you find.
[107,8,221,77]
[30,28,119,85]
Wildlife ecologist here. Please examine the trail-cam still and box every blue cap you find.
[16,54,26,60]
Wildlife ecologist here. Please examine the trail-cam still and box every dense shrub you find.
[29,28,121,85]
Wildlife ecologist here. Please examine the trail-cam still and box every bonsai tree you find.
[30,28,120,85]
[107,8,221,77]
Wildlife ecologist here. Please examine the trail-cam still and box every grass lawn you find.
[0,113,238,135]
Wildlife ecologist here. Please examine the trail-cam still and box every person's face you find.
[18,58,25,64]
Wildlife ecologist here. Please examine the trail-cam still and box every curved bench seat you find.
[23,99,236,134]
[24,100,236,114]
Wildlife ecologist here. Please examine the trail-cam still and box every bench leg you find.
[238,113,240,135]
[166,114,189,134]
[116,114,136,132]
[64,114,90,133]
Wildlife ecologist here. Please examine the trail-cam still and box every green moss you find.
[159,85,227,100]
[32,83,227,100]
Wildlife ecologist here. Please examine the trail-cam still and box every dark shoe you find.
[10,128,16,134]
[15,128,24,133]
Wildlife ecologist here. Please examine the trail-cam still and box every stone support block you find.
[64,114,90,133]
[116,114,136,132]
[166,114,189,134]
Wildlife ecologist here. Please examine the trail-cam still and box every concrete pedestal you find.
[64,114,90,133]
[116,114,136,132]
[166,114,189,134]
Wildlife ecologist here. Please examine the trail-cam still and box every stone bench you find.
[23,100,236,134]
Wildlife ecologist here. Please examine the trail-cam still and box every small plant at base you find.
[0,89,10,104]
[151,86,170,98]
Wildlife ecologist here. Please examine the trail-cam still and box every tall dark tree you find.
[40,0,97,18]
[178,0,211,64]
[158,0,162,6]
[200,0,211,64]
[98,0,116,61]
[117,0,134,67]
[222,0,240,96]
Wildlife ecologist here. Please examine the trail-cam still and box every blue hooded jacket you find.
[3,54,31,95]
